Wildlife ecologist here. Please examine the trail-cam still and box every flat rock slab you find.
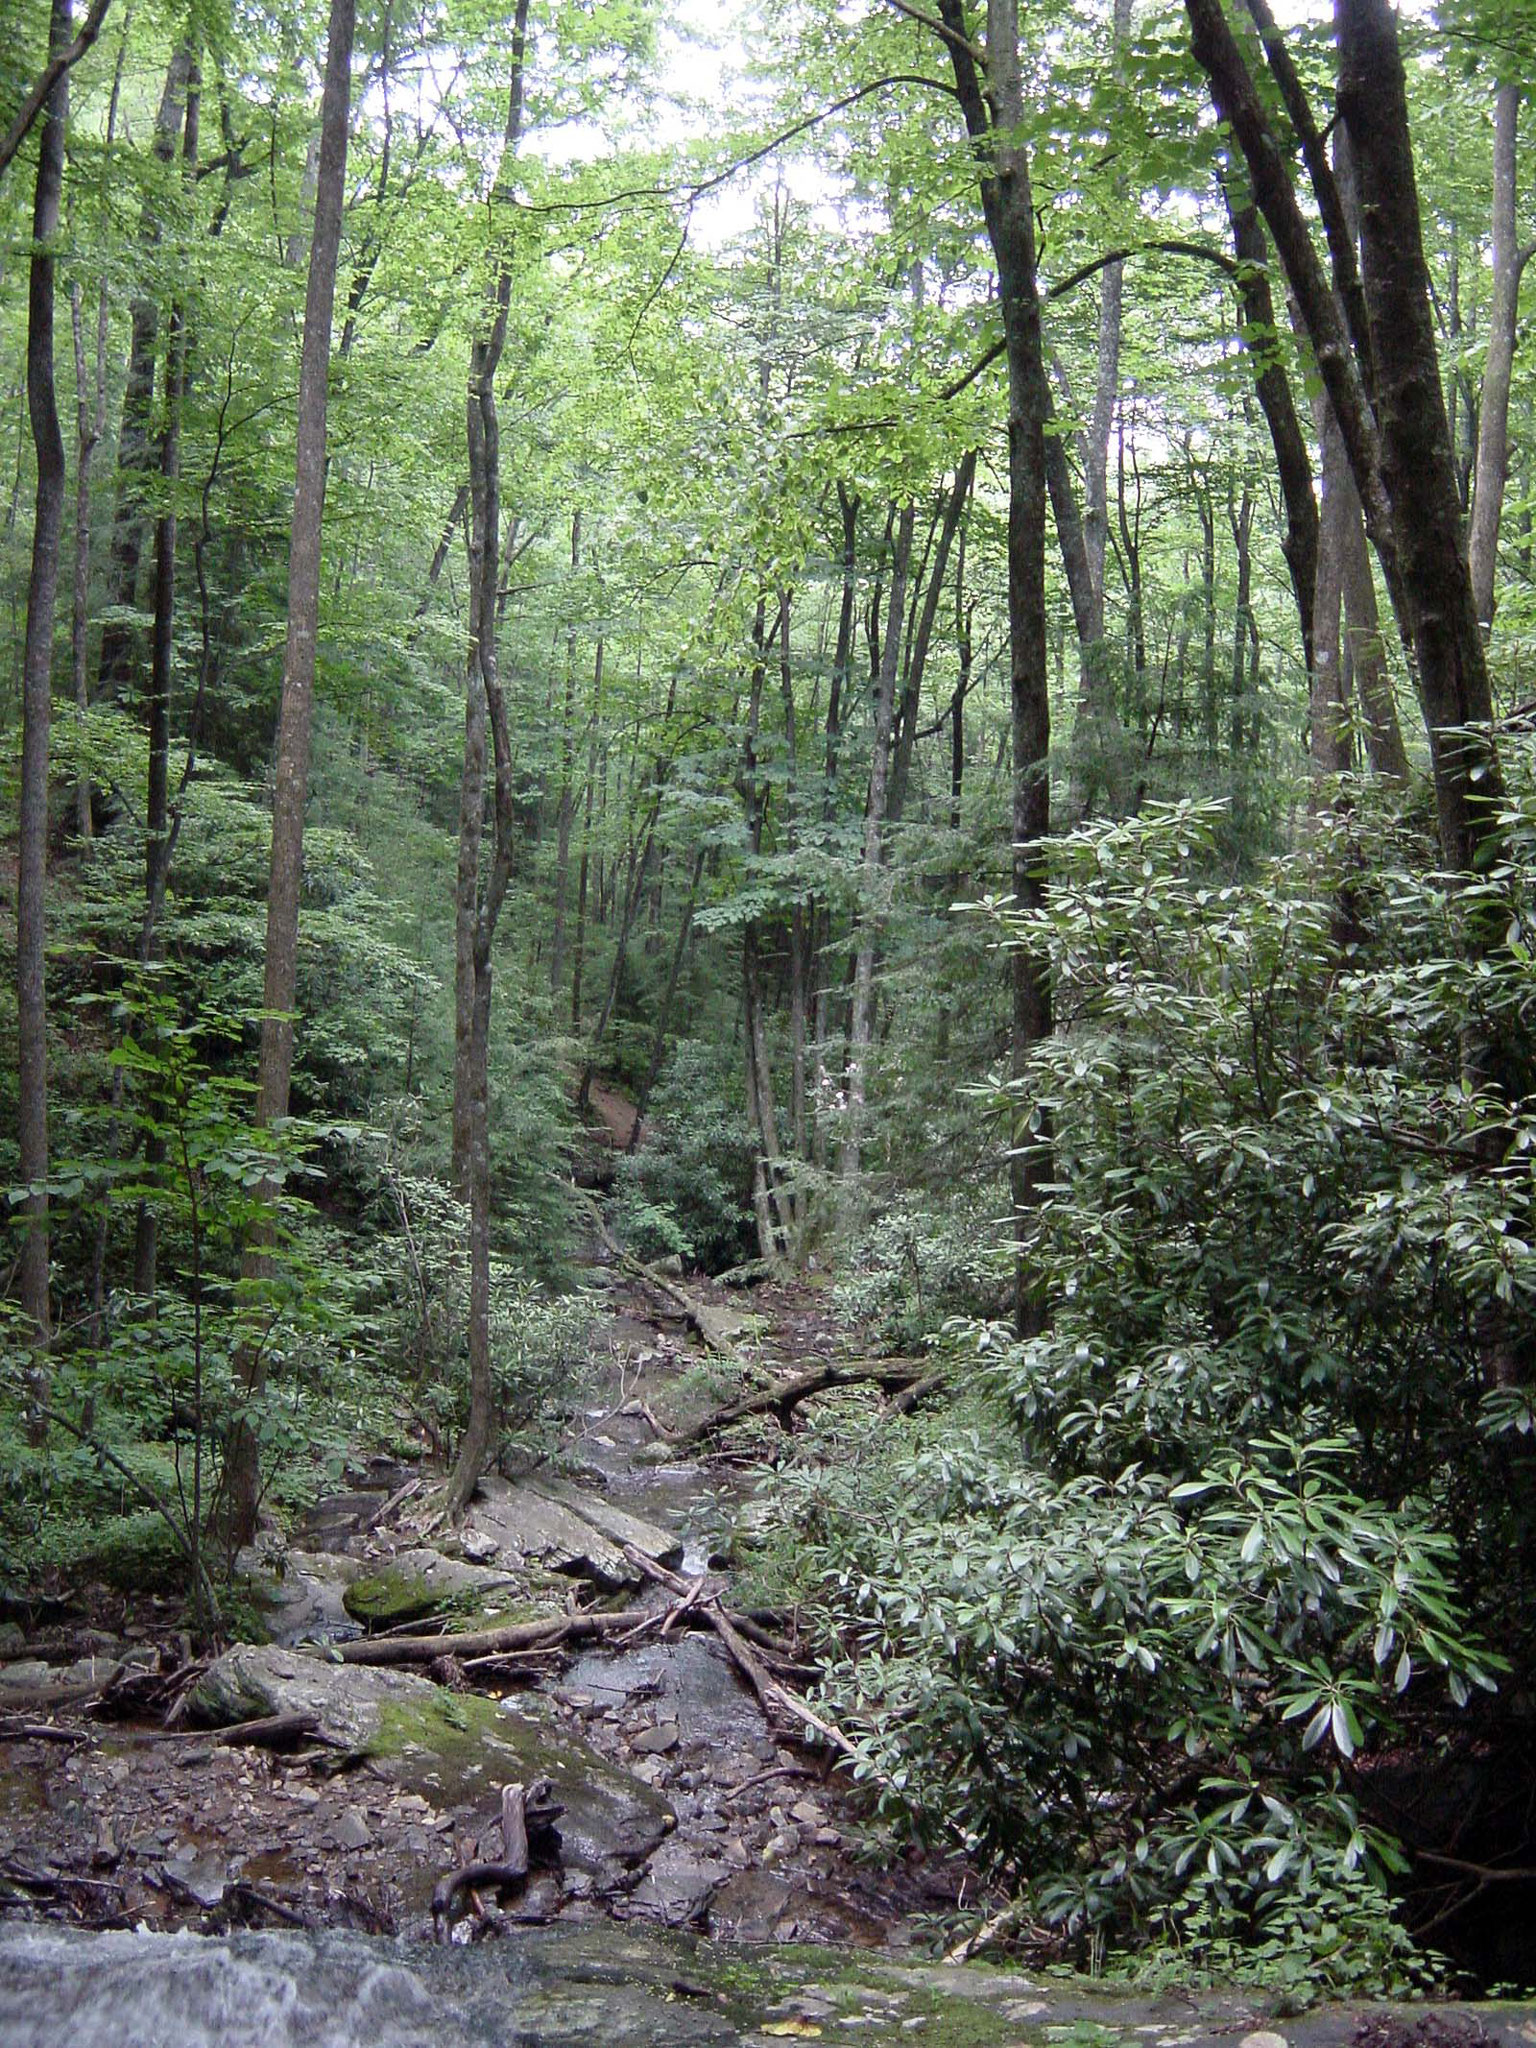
[533,1476,685,1571]
[342,1547,521,1627]
[190,1643,439,1747]
[468,1478,639,1588]
[236,1546,365,1646]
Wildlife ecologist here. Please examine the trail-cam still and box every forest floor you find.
[0,1253,984,1949]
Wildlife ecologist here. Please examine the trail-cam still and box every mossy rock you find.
[341,1546,519,1627]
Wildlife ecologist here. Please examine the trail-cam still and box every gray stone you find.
[468,1479,638,1589]
[190,1643,441,1747]
[333,1811,372,1851]
[532,1477,685,1571]
[632,1721,680,1756]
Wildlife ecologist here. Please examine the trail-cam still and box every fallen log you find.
[675,1360,927,1447]
[596,1221,744,1358]
[431,1779,563,1943]
[338,1605,654,1668]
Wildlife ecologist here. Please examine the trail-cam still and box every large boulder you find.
[341,1547,522,1628]
[189,1643,437,1746]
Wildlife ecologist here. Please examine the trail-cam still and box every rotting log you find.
[675,1360,929,1447]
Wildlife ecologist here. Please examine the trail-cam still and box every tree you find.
[225,0,356,1545]
[15,0,71,1363]
[932,0,1053,1331]
[444,0,531,1518]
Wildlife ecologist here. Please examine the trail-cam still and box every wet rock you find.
[467,1479,638,1589]
[190,1643,441,1747]
[342,1549,520,1629]
[237,1545,365,1646]
[532,1477,685,1572]
[633,1722,681,1756]
[0,1624,26,1657]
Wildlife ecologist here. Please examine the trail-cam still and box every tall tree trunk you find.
[132,56,199,1300]
[16,0,70,1358]
[839,504,914,1195]
[68,275,105,839]
[570,639,603,1031]
[1468,81,1529,635]
[1310,389,1353,780]
[938,0,1054,1331]
[225,0,355,1546]
[1336,0,1501,872]
[549,506,581,995]
[1223,175,1318,677]
[95,47,191,701]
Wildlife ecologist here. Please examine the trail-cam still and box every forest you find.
[3,0,1536,2012]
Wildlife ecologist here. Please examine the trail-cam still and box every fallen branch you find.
[0,1719,92,1745]
[431,1779,565,1943]
[136,1711,326,1751]
[675,1360,926,1447]
[339,1605,655,1667]
[943,1901,1023,1966]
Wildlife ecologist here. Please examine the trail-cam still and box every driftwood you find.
[339,1606,655,1668]
[133,1711,326,1751]
[431,1778,563,1943]
[675,1360,926,1447]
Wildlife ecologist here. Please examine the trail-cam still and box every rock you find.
[626,1839,730,1927]
[532,1478,685,1571]
[710,1869,796,1941]
[342,1548,520,1628]
[457,1529,500,1564]
[0,1661,54,1695]
[789,1800,824,1826]
[237,1545,365,1646]
[0,1624,26,1657]
[190,1643,442,1747]
[468,1479,638,1589]
[333,1811,372,1851]
[632,1721,680,1756]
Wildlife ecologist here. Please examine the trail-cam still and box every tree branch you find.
[0,0,113,180]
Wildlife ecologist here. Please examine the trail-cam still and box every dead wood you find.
[596,1219,742,1357]
[339,1605,652,1667]
[0,1719,92,1744]
[136,1711,326,1751]
[676,1360,926,1447]
[430,1777,565,1943]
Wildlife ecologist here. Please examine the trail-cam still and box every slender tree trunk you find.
[16,0,70,1358]
[1311,389,1353,781]
[225,0,355,1547]
[444,0,531,1517]
[570,639,603,1031]
[68,274,106,839]
[630,844,705,1148]
[1223,176,1318,677]
[1468,81,1528,635]
[95,47,190,701]
[132,57,199,1300]
[549,507,580,994]
[839,505,914,1194]
[889,452,975,826]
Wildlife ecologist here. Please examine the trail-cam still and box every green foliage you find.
[832,1193,1008,1349]
[612,1039,756,1273]
[750,790,1536,1986]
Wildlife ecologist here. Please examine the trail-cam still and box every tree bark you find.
[889,452,975,827]
[225,0,355,1546]
[1468,81,1528,635]
[937,0,1054,1331]
[839,503,914,1195]
[444,0,531,1517]
[548,507,581,995]
[0,0,109,181]
[95,47,191,702]
[16,0,70,1355]
[1336,0,1501,872]
[132,57,200,1300]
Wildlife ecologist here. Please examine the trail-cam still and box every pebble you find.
[789,1800,824,1825]
[633,1721,680,1755]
